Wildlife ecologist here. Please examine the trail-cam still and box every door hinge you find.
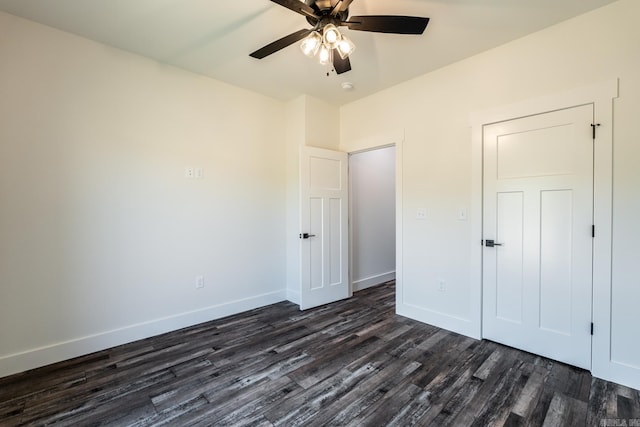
[591,322,594,335]
[592,225,595,238]
[591,123,601,139]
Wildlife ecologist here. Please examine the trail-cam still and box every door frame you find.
[470,80,618,380]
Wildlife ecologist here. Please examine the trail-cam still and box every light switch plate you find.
[195,275,204,289]
[416,208,427,220]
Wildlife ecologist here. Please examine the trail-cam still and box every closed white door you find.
[299,146,350,310]
[483,105,594,369]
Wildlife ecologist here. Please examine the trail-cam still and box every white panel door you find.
[300,146,350,310]
[483,105,594,369]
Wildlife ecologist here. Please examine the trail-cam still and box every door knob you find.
[485,239,503,247]
[300,233,316,239]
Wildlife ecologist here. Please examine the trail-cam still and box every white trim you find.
[469,118,484,340]
[469,80,617,126]
[347,143,396,156]
[352,271,396,292]
[394,134,405,322]
[0,289,286,379]
[470,79,625,386]
[343,129,404,154]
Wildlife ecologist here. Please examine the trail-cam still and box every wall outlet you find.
[195,275,204,289]
[416,208,427,220]
[438,279,446,292]
[185,167,194,179]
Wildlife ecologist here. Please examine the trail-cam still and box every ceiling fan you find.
[250,0,430,75]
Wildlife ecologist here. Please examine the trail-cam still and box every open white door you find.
[482,104,594,369]
[299,146,350,310]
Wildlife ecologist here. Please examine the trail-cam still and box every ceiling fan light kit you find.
[250,0,430,75]
[300,23,355,64]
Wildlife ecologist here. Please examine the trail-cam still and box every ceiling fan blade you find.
[330,0,355,16]
[270,0,318,19]
[250,29,312,59]
[333,54,352,75]
[346,15,430,35]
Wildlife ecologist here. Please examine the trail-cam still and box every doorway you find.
[349,146,397,292]
[297,144,397,310]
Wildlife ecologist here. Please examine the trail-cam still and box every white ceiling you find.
[0,0,618,105]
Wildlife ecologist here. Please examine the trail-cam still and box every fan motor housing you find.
[305,0,349,25]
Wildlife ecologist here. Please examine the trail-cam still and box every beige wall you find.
[340,0,640,388]
[0,11,287,376]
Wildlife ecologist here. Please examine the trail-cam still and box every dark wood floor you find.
[1,282,639,426]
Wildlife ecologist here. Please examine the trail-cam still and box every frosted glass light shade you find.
[337,36,355,59]
[300,32,322,57]
[318,44,331,65]
[322,24,341,49]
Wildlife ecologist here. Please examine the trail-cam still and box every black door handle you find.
[485,239,503,247]
[300,233,316,239]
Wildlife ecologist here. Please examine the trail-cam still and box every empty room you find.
[1,0,639,425]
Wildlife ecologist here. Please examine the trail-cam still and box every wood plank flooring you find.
[1,281,639,426]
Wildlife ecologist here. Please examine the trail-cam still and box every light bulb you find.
[300,32,322,57]
[322,24,341,49]
[336,36,355,59]
[318,44,331,65]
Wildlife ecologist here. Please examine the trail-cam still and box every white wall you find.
[349,147,396,291]
[0,12,287,377]
[340,0,640,389]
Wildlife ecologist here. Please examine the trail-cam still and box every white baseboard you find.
[352,271,396,292]
[0,289,286,379]
[396,302,481,340]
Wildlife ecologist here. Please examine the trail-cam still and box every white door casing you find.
[299,146,350,310]
[482,105,594,369]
